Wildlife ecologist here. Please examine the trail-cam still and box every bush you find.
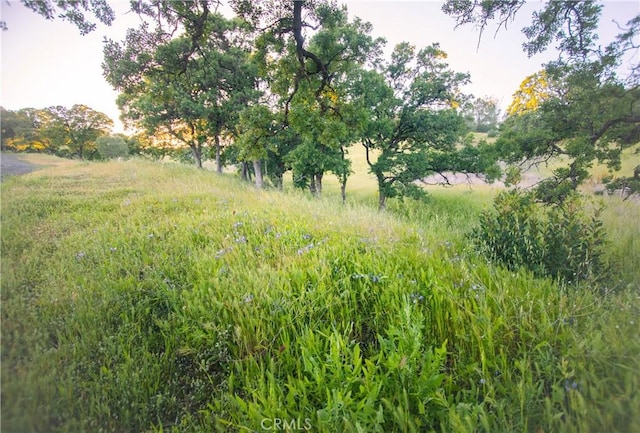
[471,189,609,286]
[486,128,499,138]
[96,136,129,160]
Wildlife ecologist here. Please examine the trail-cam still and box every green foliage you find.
[103,10,257,170]
[461,96,501,132]
[233,2,382,193]
[444,0,640,204]
[353,43,501,209]
[42,104,114,159]
[1,107,45,152]
[1,105,113,158]
[472,189,610,286]
[4,0,114,34]
[95,135,129,160]
[442,0,604,58]
[496,65,639,204]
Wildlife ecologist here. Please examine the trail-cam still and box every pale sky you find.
[1,1,638,133]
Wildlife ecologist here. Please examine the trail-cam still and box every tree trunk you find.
[214,134,222,173]
[377,172,387,210]
[314,172,323,197]
[340,175,347,204]
[308,175,316,196]
[253,160,263,188]
[378,192,387,210]
[241,162,248,181]
[191,145,203,169]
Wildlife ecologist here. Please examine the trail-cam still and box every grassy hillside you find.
[1,155,639,432]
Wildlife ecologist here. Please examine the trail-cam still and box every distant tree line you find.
[1,105,117,159]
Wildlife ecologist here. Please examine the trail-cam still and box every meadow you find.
[1,151,639,432]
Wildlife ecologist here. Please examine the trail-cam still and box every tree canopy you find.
[351,42,499,208]
[444,0,640,201]
[2,0,115,33]
[103,7,257,169]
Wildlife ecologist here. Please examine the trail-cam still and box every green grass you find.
[2,155,639,432]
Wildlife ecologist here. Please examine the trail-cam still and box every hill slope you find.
[1,157,638,432]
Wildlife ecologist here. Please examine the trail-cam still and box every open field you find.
[1,153,639,432]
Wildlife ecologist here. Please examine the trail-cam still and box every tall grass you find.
[1,156,638,432]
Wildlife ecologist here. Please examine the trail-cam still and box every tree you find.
[505,70,555,116]
[352,43,499,209]
[232,2,383,195]
[463,95,501,132]
[443,0,640,201]
[103,11,257,169]
[2,0,115,33]
[96,135,129,159]
[1,107,48,152]
[498,65,639,203]
[37,105,113,159]
[442,0,603,58]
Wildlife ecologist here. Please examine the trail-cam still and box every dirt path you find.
[1,153,42,181]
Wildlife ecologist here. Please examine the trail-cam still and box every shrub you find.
[96,135,129,160]
[471,189,609,286]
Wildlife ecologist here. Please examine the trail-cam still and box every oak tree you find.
[352,43,498,209]
[103,9,257,169]
[443,0,640,201]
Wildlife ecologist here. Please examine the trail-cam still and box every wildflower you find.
[297,243,315,255]
[109,247,117,253]
[479,378,486,385]
[410,293,425,303]
[147,234,154,239]
[232,221,243,229]
[564,380,579,392]
[302,233,313,240]
[235,236,247,244]
[75,251,86,260]
[243,294,254,304]
[215,247,232,258]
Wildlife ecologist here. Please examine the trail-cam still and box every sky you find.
[1,0,639,134]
